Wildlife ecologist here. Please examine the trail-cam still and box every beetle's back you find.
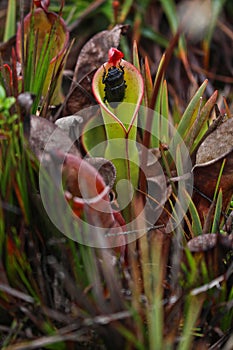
[104,66,126,106]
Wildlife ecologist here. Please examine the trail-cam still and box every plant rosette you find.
[16,6,69,104]
[92,48,144,219]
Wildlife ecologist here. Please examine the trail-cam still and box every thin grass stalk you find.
[139,236,152,304]
[141,27,169,49]
[11,48,19,97]
[41,38,74,117]
[67,239,86,283]
[160,80,169,144]
[140,32,180,194]
[127,240,145,343]
[143,56,153,107]
[203,0,227,69]
[188,90,218,154]
[24,10,35,92]
[116,323,145,350]
[182,189,203,236]
[3,0,16,42]
[132,40,140,71]
[124,198,147,341]
[177,294,204,350]
[182,249,198,287]
[20,1,25,92]
[32,34,54,113]
[175,80,208,142]
[203,200,217,234]
[14,124,30,223]
[148,234,165,350]
[211,189,223,233]
[159,0,195,84]
[213,159,226,201]
[168,201,185,295]
[151,85,162,149]
[172,190,194,239]
[79,244,108,312]
[166,143,190,235]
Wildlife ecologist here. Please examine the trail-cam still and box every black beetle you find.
[102,64,126,108]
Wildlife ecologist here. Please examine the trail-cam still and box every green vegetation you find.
[0,1,232,349]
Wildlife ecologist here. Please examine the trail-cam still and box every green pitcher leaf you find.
[92,48,144,219]
[92,59,144,131]
[81,112,107,157]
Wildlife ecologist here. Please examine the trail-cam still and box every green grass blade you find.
[183,189,203,236]
[177,295,204,350]
[148,240,165,350]
[203,0,227,68]
[3,0,16,42]
[132,40,140,72]
[189,90,218,154]
[211,189,223,233]
[150,55,165,148]
[160,0,177,33]
[141,27,169,48]
[176,79,208,140]
[24,13,36,91]
[160,80,169,144]
[213,159,226,201]
[159,0,187,59]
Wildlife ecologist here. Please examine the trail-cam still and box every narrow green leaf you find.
[160,0,187,63]
[143,56,153,104]
[150,87,162,148]
[150,55,165,148]
[177,295,204,350]
[211,189,222,233]
[119,0,134,22]
[132,40,140,72]
[24,13,36,92]
[92,55,144,219]
[203,0,227,68]
[148,241,165,350]
[160,0,178,33]
[188,90,218,154]
[176,79,208,140]
[3,0,16,42]
[213,159,226,201]
[160,80,169,144]
[183,189,203,236]
[142,27,169,48]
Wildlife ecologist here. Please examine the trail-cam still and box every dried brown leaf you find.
[192,117,233,222]
[29,115,80,160]
[196,117,233,164]
[72,24,129,83]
